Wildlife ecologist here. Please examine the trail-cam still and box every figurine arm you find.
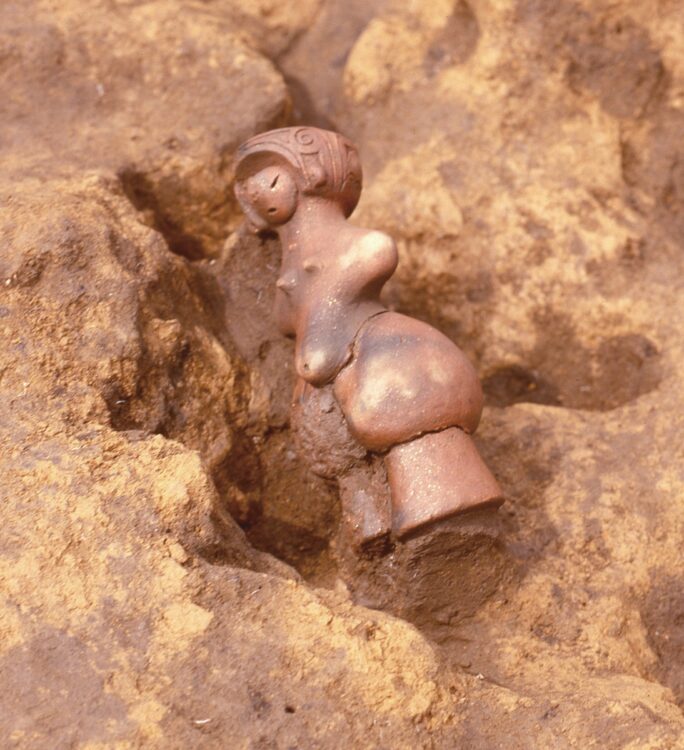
[338,230,398,299]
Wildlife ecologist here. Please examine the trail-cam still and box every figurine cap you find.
[235,126,363,217]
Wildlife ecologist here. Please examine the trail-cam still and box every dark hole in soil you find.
[119,168,207,260]
[483,365,561,408]
[483,332,661,411]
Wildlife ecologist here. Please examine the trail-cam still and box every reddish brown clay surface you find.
[387,427,503,537]
[235,128,380,387]
[234,125,503,541]
[334,310,484,451]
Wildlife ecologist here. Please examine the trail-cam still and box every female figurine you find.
[233,126,503,551]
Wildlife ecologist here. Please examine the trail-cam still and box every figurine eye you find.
[303,260,321,273]
[270,174,279,189]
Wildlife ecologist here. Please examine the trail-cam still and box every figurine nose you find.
[276,273,297,293]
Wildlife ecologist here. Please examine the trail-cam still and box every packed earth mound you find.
[1,0,684,747]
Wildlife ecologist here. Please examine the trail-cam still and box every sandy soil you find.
[1,0,684,747]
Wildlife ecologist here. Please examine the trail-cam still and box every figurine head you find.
[234,127,362,231]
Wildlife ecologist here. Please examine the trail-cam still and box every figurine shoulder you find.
[357,229,396,256]
[338,229,398,273]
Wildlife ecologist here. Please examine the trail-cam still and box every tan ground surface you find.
[1,0,684,747]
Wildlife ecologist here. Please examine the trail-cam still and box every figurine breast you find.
[292,229,397,387]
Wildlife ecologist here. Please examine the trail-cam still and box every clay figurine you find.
[233,126,503,566]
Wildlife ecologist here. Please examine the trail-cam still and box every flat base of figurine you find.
[333,505,510,629]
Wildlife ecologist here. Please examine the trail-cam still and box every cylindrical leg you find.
[386,427,504,538]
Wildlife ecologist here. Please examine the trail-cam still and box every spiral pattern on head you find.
[235,127,363,217]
